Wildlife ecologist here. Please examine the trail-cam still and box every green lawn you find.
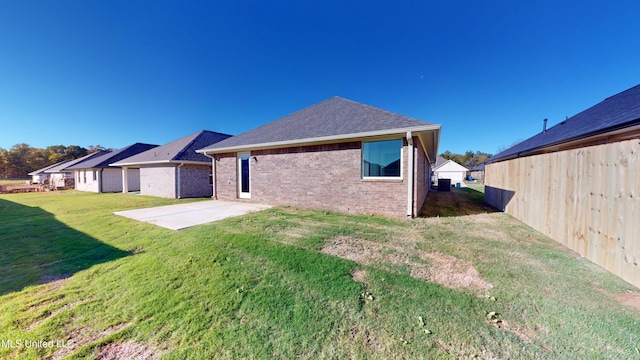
[0,190,639,359]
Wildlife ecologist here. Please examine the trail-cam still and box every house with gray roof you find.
[66,143,157,193]
[433,156,468,187]
[112,130,231,198]
[43,150,112,189]
[484,83,640,288]
[28,160,71,184]
[197,96,441,218]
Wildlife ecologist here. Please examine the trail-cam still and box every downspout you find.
[406,131,414,218]
[203,153,216,199]
[176,162,184,199]
[99,168,103,193]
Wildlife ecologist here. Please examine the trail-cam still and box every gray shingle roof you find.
[44,150,112,173]
[29,159,72,175]
[434,156,448,168]
[198,97,435,152]
[490,84,640,163]
[112,131,232,165]
[66,143,158,169]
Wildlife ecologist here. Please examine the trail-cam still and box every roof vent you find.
[543,118,548,133]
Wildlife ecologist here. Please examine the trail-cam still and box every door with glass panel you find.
[238,153,251,199]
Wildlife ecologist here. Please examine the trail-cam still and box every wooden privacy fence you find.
[485,138,640,288]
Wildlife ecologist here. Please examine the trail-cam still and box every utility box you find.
[438,178,451,192]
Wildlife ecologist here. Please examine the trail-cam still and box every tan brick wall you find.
[214,142,412,218]
[140,166,176,198]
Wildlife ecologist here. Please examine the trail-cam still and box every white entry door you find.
[238,153,251,199]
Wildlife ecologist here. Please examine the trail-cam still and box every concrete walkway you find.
[114,200,272,230]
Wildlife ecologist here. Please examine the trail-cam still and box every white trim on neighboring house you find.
[110,160,207,167]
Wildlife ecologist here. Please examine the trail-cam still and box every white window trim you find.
[361,138,404,180]
[238,152,251,199]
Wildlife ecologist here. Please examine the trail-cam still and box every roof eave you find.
[109,160,210,167]
[197,124,442,154]
[487,120,640,164]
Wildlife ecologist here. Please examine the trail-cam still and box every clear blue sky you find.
[1,1,639,155]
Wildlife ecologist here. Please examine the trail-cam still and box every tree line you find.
[440,150,492,169]
[0,144,109,179]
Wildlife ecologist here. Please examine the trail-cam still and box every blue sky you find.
[1,1,639,155]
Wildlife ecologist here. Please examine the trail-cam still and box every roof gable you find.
[112,131,232,166]
[199,97,435,152]
[434,157,468,171]
[491,84,640,162]
[66,143,158,169]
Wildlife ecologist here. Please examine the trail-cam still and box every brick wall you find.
[140,166,176,198]
[179,164,212,198]
[214,141,412,218]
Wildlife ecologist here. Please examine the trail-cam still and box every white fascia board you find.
[197,124,442,154]
[109,160,208,167]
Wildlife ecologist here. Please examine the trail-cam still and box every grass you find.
[0,190,639,359]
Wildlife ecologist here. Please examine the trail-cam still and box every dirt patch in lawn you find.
[420,251,493,291]
[616,291,640,312]
[322,236,491,293]
[48,322,130,360]
[97,340,160,360]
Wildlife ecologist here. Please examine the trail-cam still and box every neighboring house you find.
[66,143,158,193]
[469,163,485,183]
[433,156,468,187]
[484,83,640,288]
[28,160,70,184]
[112,131,232,198]
[43,151,111,188]
[197,97,441,218]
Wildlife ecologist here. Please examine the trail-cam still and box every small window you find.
[362,139,402,178]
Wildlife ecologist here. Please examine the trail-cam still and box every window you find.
[362,139,402,178]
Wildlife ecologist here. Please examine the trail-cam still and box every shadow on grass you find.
[419,187,499,218]
[0,198,129,295]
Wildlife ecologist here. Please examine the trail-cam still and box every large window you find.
[362,139,402,178]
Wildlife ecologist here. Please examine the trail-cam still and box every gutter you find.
[197,124,442,154]
[202,153,217,199]
[176,162,184,199]
[407,131,414,218]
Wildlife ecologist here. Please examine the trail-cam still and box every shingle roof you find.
[490,84,640,163]
[66,143,158,170]
[434,157,468,171]
[434,156,449,168]
[112,131,232,166]
[28,160,71,175]
[44,150,112,173]
[198,97,435,152]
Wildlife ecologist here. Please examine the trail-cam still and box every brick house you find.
[197,97,441,218]
[112,130,231,198]
[67,143,158,193]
